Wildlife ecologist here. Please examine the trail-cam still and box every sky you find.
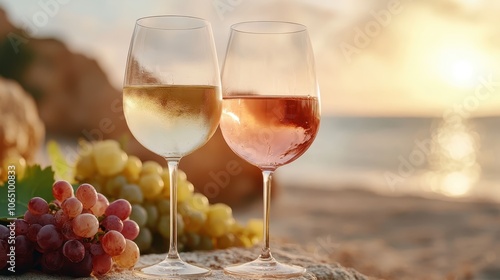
[1,0,500,117]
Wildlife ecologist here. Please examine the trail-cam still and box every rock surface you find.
[13,244,373,280]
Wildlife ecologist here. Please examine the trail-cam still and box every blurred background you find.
[1,0,499,201]
[1,0,500,279]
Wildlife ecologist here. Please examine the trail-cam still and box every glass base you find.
[224,256,306,279]
[135,257,211,279]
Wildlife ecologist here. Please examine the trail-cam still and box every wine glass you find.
[220,21,321,278]
[123,15,221,278]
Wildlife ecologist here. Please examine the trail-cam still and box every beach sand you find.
[4,186,500,280]
[252,186,500,280]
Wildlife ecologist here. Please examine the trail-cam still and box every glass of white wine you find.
[123,15,221,278]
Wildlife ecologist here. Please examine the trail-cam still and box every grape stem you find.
[166,158,181,260]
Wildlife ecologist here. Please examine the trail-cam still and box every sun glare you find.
[456,0,483,9]
[436,47,484,89]
[438,130,476,161]
[425,117,480,198]
[440,171,473,196]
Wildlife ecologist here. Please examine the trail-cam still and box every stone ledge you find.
[15,244,375,280]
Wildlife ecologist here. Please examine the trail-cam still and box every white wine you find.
[123,85,221,158]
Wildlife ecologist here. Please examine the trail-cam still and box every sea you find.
[277,116,500,202]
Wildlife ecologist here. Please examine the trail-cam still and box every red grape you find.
[62,197,83,218]
[113,239,140,269]
[62,240,85,263]
[0,240,7,270]
[72,213,99,238]
[90,193,109,217]
[23,210,39,224]
[54,209,69,226]
[63,251,92,277]
[89,243,105,256]
[52,180,74,202]
[27,223,42,242]
[122,219,140,240]
[15,235,34,256]
[14,219,29,235]
[15,236,34,272]
[92,253,112,275]
[105,199,131,220]
[28,197,49,215]
[101,215,123,232]
[76,183,98,209]
[41,249,64,273]
[0,225,8,241]
[61,220,78,240]
[37,225,63,251]
[39,213,56,226]
[101,230,126,256]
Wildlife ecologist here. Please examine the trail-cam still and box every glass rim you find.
[230,21,307,34]
[135,15,210,30]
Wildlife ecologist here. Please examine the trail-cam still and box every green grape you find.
[160,168,170,195]
[177,180,194,202]
[247,219,264,240]
[157,214,184,238]
[250,235,260,246]
[157,215,170,239]
[198,235,214,251]
[178,235,187,252]
[185,232,201,250]
[183,208,207,233]
[188,193,209,213]
[88,174,107,191]
[143,202,159,229]
[122,155,142,182]
[134,227,153,252]
[204,217,234,238]
[156,198,170,214]
[216,233,236,249]
[93,140,128,176]
[177,201,190,216]
[177,213,185,235]
[177,169,187,181]
[75,152,96,180]
[207,203,232,221]
[229,222,245,235]
[89,181,103,193]
[130,204,148,228]
[160,169,190,196]
[235,234,253,248]
[139,173,164,200]
[104,175,128,198]
[118,184,144,204]
[140,161,162,176]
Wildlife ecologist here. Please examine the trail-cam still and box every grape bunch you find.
[0,181,140,276]
[74,140,263,253]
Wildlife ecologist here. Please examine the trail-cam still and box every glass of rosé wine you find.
[220,21,321,278]
[123,16,221,278]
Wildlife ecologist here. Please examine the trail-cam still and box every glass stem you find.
[259,170,273,260]
[166,158,181,260]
